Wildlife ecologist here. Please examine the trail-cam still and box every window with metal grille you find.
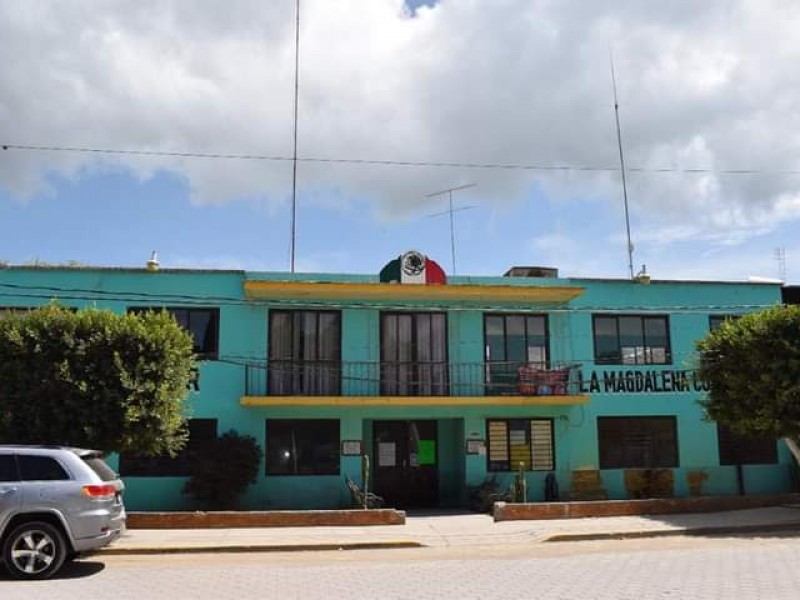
[268,310,341,395]
[593,315,671,365]
[487,418,554,472]
[717,424,778,465]
[118,419,218,477]
[380,312,448,396]
[484,314,548,394]
[598,416,678,469]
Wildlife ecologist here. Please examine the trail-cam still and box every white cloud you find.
[3,0,800,249]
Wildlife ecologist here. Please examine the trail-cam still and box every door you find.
[373,420,438,509]
[0,453,21,520]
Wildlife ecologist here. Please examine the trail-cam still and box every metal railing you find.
[244,360,583,397]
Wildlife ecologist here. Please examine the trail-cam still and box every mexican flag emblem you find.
[379,250,447,285]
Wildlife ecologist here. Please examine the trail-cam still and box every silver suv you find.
[0,445,126,579]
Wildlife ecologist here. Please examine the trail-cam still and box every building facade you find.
[0,254,793,510]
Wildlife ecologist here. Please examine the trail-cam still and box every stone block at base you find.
[493,493,800,521]
[128,509,406,529]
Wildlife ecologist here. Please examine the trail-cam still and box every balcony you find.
[241,361,590,407]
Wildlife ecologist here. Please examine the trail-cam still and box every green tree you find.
[0,305,195,455]
[697,305,800,438]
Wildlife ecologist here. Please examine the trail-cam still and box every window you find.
[484,314,548,394]
[18,455,70,481]
[266,419,340,476]
[0,455,19,482]
[717,424,777,465]
[598,417,678,469]
[118,419,218,477]
[709,315,738,331]
[487,419,554,471]
[129,307,220,359]
[268,310,341,395]
[381,312,448,396]
[593,315,671,365]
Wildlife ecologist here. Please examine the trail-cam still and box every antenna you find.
[426,183,476,275]
[775,247,787,282]
[610,48,635,280]
[289,0,301,273]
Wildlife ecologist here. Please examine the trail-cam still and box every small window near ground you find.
[598,416,679,469]
[118,419,218,477]
[266,419,340,476]
[717,424,778,465]
[486,418,554,472]
[18,455,70,481]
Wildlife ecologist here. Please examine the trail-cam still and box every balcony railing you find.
[244,360,583,397]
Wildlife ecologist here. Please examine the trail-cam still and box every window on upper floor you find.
[717,424,778,465]
[593,315,671,365]
[268,310,341,395]
[381,312,448,396]
[129,307,220,359]
[487,418,554,472]
[484,314,548,394]
[598,416,679,469]
[118,418,218,477]
[266,419,340,476]
[709,315,739,331]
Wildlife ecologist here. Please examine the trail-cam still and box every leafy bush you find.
[697,305,800,438]
[0,304,194,455]
[183,430,262,510]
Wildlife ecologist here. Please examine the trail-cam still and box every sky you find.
[1,0,800,282]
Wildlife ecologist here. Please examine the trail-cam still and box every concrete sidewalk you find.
[100,504,800,555]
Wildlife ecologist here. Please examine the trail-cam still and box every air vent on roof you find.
[503,266,558,278]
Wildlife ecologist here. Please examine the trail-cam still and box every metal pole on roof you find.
[610,48,635,280]
[289,0,300,273]
[426,183,477,275]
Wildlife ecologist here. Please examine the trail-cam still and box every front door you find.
[373,420,438,509]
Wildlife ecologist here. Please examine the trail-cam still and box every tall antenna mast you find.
[289,0,301,273]
[775,247,787,282]
[426,183,476,275]
[610,49,635,279]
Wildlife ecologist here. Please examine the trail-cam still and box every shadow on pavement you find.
[0,560,105,581]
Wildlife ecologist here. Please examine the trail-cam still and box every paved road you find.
[2,536,800,599]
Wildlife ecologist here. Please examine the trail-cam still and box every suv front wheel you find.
[3,521,68,580]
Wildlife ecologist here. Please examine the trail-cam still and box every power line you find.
[0,281,778,314]
[4,143,800,176]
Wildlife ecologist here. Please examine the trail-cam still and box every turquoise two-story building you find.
[0,252,793,510]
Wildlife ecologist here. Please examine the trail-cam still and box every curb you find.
[99,540,424,555]
[543,521,800,543]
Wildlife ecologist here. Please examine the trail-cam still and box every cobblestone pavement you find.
[2,536,800,599]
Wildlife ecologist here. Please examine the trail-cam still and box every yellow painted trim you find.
[243,280,584,304]
[240,395,590,407]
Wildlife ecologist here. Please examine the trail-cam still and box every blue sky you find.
[2,1,799,283]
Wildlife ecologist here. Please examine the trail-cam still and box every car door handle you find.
[0,488,18,496]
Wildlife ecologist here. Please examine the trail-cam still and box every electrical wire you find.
[4,143,800,176]
[0,283,777,315]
